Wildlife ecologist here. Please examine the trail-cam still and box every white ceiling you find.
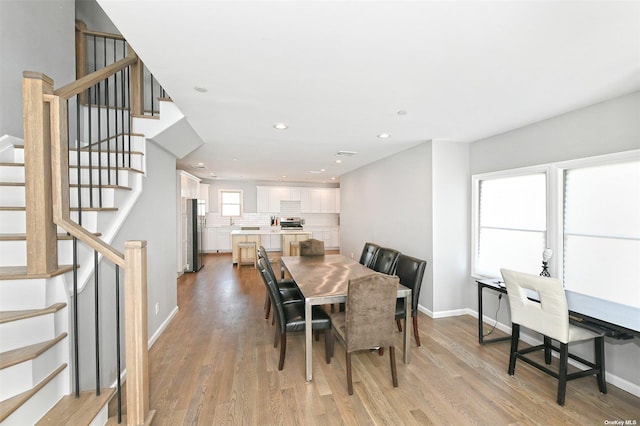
[97,0,640,183]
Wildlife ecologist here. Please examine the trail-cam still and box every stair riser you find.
[0,210,25,233]
[0,239,95,267]
[0,186,122,209]
[0,278,48,310]
[0,146,23,163]
[0,312,58,352]
[0,339,64,401]
[69,151,143,171]
[68,168,131,186]
[0,209,106,234]
[2,366,68,426]
[0,165,24,182]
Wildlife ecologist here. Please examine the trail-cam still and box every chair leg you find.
[264,295,271,320]
[557,342,568,406]
[324,331,332,364]
[396,319,402,332]
[278,332,287,371]
[544,336,552,364]
[508,324,520,375]
[413,315,421,347]
[346,352,353,395]
[389,346,398,388]
[595,336,607,394]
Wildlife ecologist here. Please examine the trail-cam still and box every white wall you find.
[77,141,177,389]
[0,0,76,138]
[468,91,640,395]
[432,141,471,314]
[340,142,434,311]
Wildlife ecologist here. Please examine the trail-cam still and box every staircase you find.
[0,133,146,424]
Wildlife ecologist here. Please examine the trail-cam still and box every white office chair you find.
[500,269,607,406]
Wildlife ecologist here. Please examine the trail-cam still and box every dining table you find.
[280,254,412,382]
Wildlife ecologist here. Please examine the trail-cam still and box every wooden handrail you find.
[45,92,125,266]
[54,53,138,100]
[76,19,125,42]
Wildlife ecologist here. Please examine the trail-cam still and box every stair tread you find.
[36,388,116,426]
[0,303,66,325]
[0,162,23,167]
[72,147,144,156]
[0,232,102,241]
[0,333,67,370]
[0,363,67,422]
[0,182,24,186]
[69,164,144,174]
[0,266,75,280]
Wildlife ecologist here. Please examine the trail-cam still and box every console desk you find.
[476,278,639,345]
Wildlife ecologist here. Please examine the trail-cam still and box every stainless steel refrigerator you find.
[186,198,204,272]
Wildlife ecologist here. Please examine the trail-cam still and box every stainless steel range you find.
[280,217,304,230]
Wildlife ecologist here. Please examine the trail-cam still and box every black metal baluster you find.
[115,265,122,423]
[73,237,80,398]
[94,250,100,395]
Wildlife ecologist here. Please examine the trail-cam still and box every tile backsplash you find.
[205,211,338,228]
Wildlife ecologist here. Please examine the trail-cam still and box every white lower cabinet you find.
[261,234,282,251]
[205,228,217,252]
[306,226,340,249]
[217,231,232,251]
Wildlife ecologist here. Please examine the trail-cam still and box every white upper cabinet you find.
[300,188,340,213]
[256,186,304,212]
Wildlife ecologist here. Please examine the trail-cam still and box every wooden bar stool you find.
[290,241,300,256]
[237,241,257,268]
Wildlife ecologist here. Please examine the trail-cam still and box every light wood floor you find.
[144,253,639,425]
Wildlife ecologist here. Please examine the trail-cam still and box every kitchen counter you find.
[230,229,312,263]
[230,229,311,235]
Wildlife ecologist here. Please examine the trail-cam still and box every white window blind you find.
[475,173,547,277]
[563,160,640,308]
[220,190,242,217]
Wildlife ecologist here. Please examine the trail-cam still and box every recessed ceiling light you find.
[191,163,206,169]
[377,133,391,138]
[331,177,336,180]
[397,110,407,116]
[308,170,322,174]
[273,123,288,130]
[335,159,342,164]
[336,151,357,157]
[194,86,208,93]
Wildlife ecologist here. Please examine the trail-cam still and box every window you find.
[472,150,640,310]
[220,190,242,217]
[561,158,640,308]
[472,169,548,278]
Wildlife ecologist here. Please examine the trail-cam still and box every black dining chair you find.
[394,254,427,346]
[258,246,301,320]
[258,258,332,370]
[358,242,380,268]
[370,247,400,275]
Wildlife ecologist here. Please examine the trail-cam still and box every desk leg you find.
[305,300,313,382]
[478,284,485,344]
[403,292,411,364]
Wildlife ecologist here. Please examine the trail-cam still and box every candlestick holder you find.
[540,261,550,277]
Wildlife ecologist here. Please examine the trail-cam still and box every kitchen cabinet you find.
[231,233,261,264]
[281,232,312,256]
[199,183,210,213]
[217,230,232,252]
[256,186,303,212]
[306,226,340,249]
[261,233,282,251]
[205,228,217,252]
[300,188,340,213]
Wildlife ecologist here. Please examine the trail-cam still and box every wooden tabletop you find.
[281,254,377,299]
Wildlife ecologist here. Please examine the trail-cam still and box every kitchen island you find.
[230,229,312,265]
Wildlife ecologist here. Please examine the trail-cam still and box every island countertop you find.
[230,229,311,235]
